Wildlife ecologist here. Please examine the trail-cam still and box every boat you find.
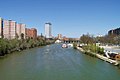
[55,40,62,43]
[67,43,73,47]
[62,44,68,48]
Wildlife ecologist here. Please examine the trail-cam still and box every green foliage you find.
[0,39,8,56]
[82,44,104,54]
[90,44,96,52]
[97,47,104,54]
[96,34,120,45]
[80,33,95,44]
[21,33,24,39]
[0,37,53,56]
[73,43,77,49]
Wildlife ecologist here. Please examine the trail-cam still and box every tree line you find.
[79,33,120,54]
[0,37,54,56]
[80,33,120,45]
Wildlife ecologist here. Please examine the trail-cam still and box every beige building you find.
[0,18,3,38]
[16,23,26,39]
[3,20,16,39]
[58,34,62,39]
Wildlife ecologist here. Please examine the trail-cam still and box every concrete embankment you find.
[76,47,119,66]
[96,54,119,65]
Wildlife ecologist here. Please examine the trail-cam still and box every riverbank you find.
[0,38,55,57]
[76,46,120,66]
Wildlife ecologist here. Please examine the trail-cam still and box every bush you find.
[82,44,104,54]
[73,43,77,49]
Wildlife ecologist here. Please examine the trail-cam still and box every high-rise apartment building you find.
[16,23,26,39]
[26,28,37,39]
[3,20,16,39]
[45,22,52,38]
[0,17,3,38]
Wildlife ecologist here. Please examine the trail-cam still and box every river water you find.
[0,44,120,80]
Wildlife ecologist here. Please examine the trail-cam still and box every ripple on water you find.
[0,44,120,80]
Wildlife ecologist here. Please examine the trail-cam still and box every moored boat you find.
[62,44,68,48]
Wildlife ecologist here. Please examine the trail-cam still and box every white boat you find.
[62,44,68,48]
[55,40,62,43]
[67,43,73,47]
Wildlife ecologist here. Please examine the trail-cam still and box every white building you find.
[45,22,52,38]
[16,23,26,39]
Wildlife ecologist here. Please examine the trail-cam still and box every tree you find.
[80,33,95,44]
[15,33,19,39]
[113,35,120,45]
[73,43,77,49]
[0,39,7,56]
[21,33,24,40]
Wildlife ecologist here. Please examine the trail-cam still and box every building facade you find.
[26,28,37,39]
[3,20,16,39]
[45,23,52,38]
[16,23,26,39]
[0,18,3,38]
[58,34,62,40]
[0,17,37,40]
[108,28,120,36]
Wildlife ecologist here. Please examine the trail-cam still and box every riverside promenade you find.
[76,47,119,66]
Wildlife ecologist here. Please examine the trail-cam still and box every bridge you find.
[63,38,80,43]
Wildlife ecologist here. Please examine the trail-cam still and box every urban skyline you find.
[1,0,120,37]
[0,17,37,39]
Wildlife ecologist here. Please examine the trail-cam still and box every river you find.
[0,44,120,80]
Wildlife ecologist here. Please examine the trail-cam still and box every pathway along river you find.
[0,44,120,80]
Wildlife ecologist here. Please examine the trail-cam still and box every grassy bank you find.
[82,44,104,55]
[78,44,104,57]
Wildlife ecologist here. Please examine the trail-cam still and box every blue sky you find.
[0,0,120,38]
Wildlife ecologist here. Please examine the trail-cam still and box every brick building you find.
[26,28,37,39]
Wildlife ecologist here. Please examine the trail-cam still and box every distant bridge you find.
[63,38,80,43]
